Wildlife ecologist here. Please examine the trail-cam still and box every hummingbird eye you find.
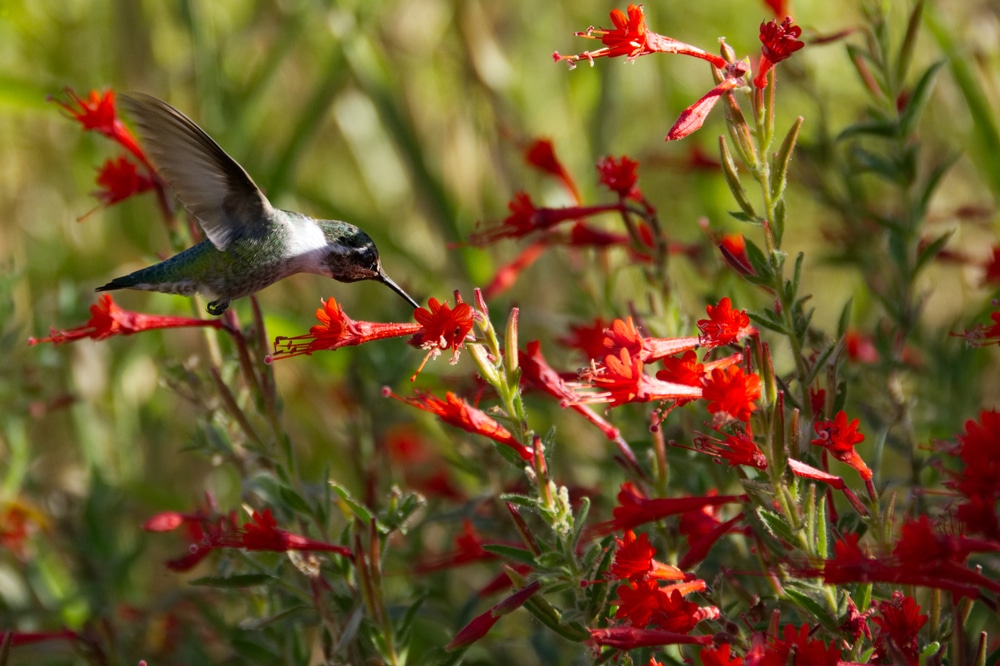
[358,245,379,271]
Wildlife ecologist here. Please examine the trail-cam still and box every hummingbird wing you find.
[120,93,273,251]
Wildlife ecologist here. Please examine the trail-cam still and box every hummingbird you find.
[96,93,419,315]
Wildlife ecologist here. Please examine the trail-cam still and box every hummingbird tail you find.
[95,276,131,292]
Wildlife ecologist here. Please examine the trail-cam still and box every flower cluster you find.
[51,88,168,216]
[24,1,1000,663]
[144,506,351,571]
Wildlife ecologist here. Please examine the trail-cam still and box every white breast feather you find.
[284,220,331,275]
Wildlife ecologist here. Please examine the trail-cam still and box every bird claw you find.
[207,299,230,316]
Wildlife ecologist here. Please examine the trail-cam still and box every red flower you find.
[588,482,744,537]
[519,340,622,441]
[872,592,927,666]
[954,310,1000,347]
[614,577,661,626]
[754,18,805,88]
[409,294,475,363]
[787,459,868,514]
[587,626,712,650]
[597,155,641,199]
[268,297,420,361]
[718,233,756,276]
[446,581,541,650]
[415,520,499,573]
[385,389,533,461]
[144,507,350,570]
[698,297,755,348]
[840,596,874,644]
[666,63,749,141]
[700,644,743,666]
[805,523,1000,598]
[844,329,879,363]
[525,139,580,203]
[946,410,1000,537]
[702,365,761,423]
[614,577,715,631]
[691,423,767,469]
[559,317,612,360]
[28,294,224,346]
[562,223,652,263]
[981,245,1000,285]
[656,350,704,387]
[678,512,743,571]
[602,316,701,363]
[143,508,235,571]
[608,530,686,582]
[554,4,726,69]
[0,629,81,647]
[811,411,871,480]
[92,155,156,207]
[649,587,712,633]
[470,192,622,245]
[574,347,703,407]
[0,499,45,558]
[609,530,656,581]
[50,88,153,171]
[769,624,843,666]
[229,509,351,556]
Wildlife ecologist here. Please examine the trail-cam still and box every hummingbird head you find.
[322,226,419,309]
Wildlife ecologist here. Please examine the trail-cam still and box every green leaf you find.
[756,507,795,545]
[770,116,803,203]
[500,493,538,509]
[848,146,906,183]
[570,497,590,552]
[395,593,427,644]
[926,5,1000,196]
[189,573,278,588]
[846,43,890,100]
[899,60,946,138]
[244,605,316,630]
[330,483,378,527]
[836,298,853,339]
[719,136,758,220]
[896,0,926,87]
[278,484,313,517]
[749,310,789,335]
[773,198,787,246]
[727,210,764,225]
[231,635,280,662]
[816,485,829,558]
[785,588,838,630]
[836,119,897,141]
[537,551,566,569]
[915,230,954,274]
[482,544,539,566]
[915,155,958,222]
[744,236,773,280]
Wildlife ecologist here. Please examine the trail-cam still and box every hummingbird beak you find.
[376,268,420,310]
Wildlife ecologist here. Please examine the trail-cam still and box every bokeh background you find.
[1,0,999,663]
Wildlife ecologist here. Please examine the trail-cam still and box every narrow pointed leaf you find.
[770,116,803,202]
[482,544,539,566]
[899,60,946,138]
[720,136,757,219]
[895,0,926,91]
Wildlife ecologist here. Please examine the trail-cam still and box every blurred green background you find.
[1,0,998,662]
